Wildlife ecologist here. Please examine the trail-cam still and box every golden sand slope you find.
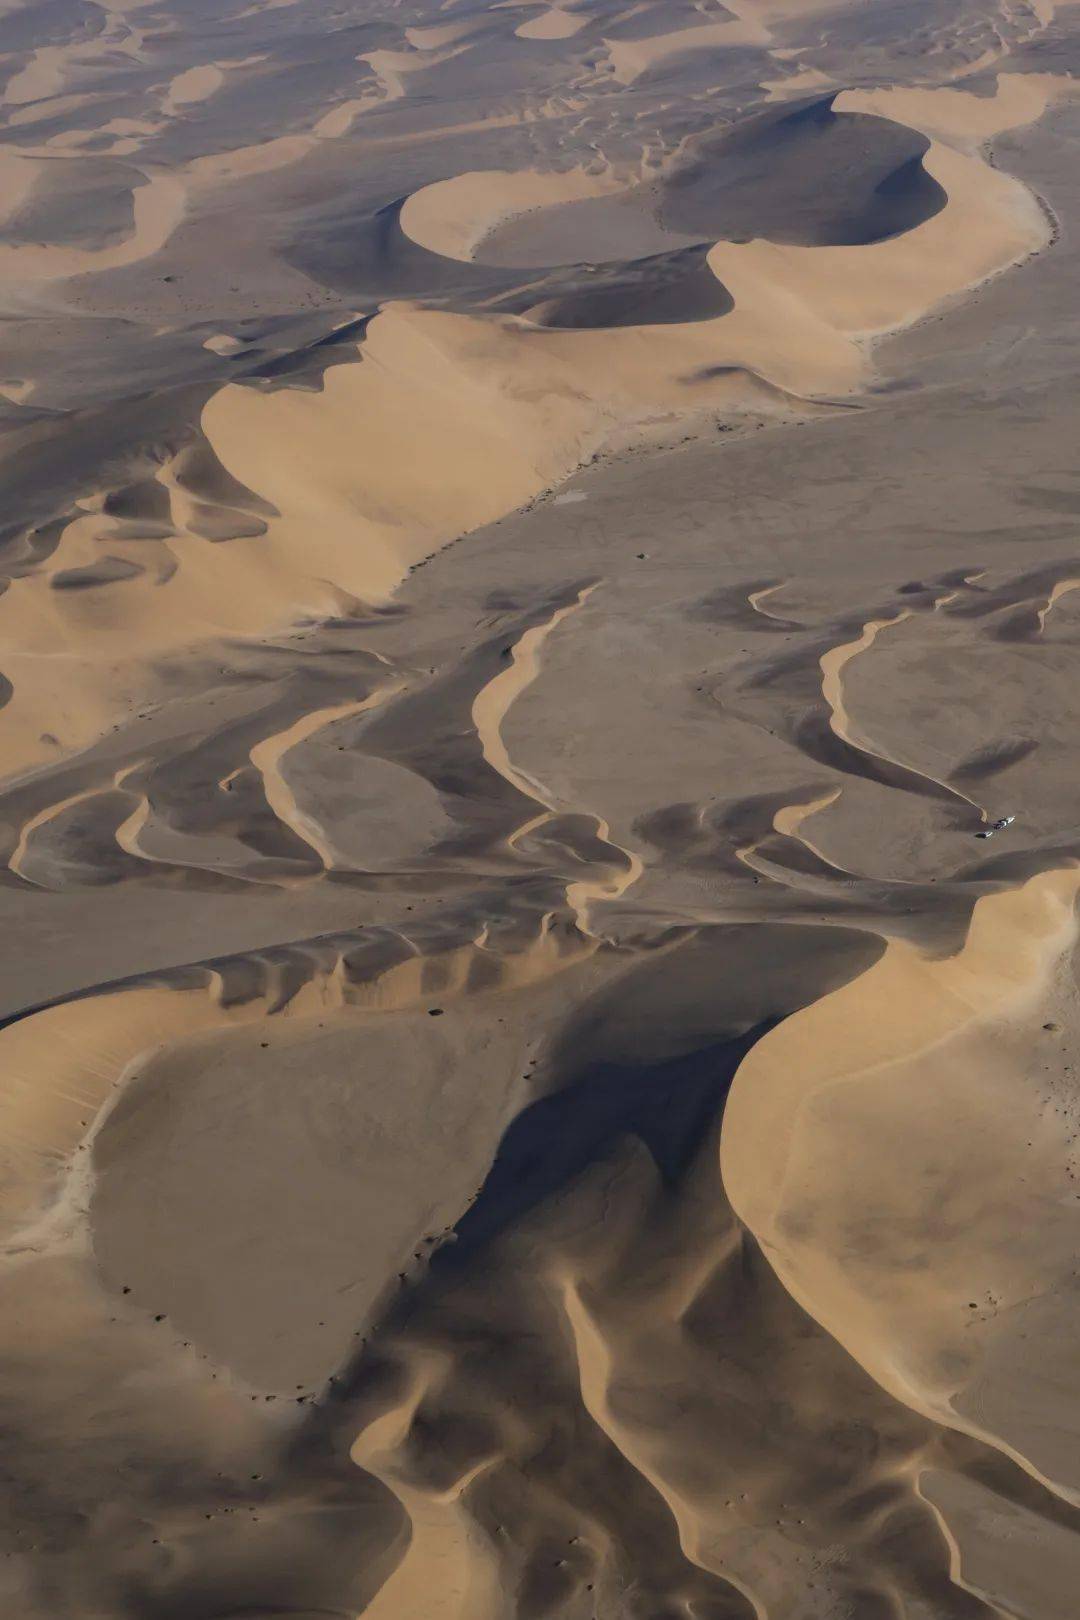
[0,594,623,1243]
[207,116,1047,626]
[602,12,770,84]
[837,72,1080,143]
[0,903,592,1247]
[0,124,1047,777]
[514,7,588,40]
[200,301,783,602]
[472,583,644,936]
[0,169,186,281]
[709,139,1048,343]
[398,165,625,262]
[722,867,1080,1494]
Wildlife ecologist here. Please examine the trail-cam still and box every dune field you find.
[4,0,1080,1613]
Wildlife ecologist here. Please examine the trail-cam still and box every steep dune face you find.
[722,871,1080,1446]
[4,0,1080,1613]
[398,165,628,263]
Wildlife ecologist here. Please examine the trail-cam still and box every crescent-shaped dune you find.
[4,0,1080,1612]
[399,164,627,262]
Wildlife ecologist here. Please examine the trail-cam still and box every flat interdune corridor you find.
[3,0,1080,1614]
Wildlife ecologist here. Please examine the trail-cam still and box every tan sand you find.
[514,7,589,39]
[0,900,595,1249]
[722,867,1080,1482]
[249,685,406,872]
[4,45,71,106]
[5,0,1080,1611]
[404,19,492,49]
[352,1352,505,1620]
[357,41,476,106]
[471,581,643,934]
[760,63,835,99]
[202,332,246,355]
[819,611,913,751]
[836,73,1080,144]
[0,167,186,280]
[765,786,844,870]
[471,586,597,803]
[161,63,225,117]
[399,164,626,263]
[602,14,770,84]
[200,299,781,616]
[0,115,1039,782]
[312,98,370,139]
[1037,576,1080,629]
[0,149,43,224]
[709,140,1049,344]
[921,1469,1080,1618]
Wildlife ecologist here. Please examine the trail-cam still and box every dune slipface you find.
[3,0,1080,1615]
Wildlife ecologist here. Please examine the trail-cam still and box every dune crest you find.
[602,12,771,84]
[709,139,1048,344]
[3,0,1080,1609]
[514,7,588,40]
[722,866,1080,1491]
[837,72,1080,143]
[399,165,627,263]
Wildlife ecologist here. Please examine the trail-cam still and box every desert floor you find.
[4,0,1080,1615]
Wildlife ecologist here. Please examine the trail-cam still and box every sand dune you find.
[197,299,787,630]
[160,63,225,117]
[0,167,186,280]
[837,71,1080,143]
[4,0,1080,1612]
[602,13,770,83]
[400,165,627,263]
[4,45,71,106]
[722,868,1080,1478]
[514,7,589,40]
[710,138,1048,344]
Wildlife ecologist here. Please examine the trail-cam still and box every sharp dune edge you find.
[0,108,1047,771]
[5,0,1080,1613]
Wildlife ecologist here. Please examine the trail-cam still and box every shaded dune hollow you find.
[470,94,947,276]
[659,94,949,246]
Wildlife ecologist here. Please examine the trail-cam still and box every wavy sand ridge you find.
[472,583,644,937]
[189,116,1045,671]
[351,1350,505,1620]
[837,72,1080,145]
[399,166,627,264]
[473,586,599,803]
[0,894,594,1245]
[0,167,186,281]
[514,7,589,40]
[248,686,407,875]
[327,916,1003,1620]
[3,0,1080,1612]
[1037,575,1080,630]
[818,609,987,823]
[737,785,845,878]
[0,71,1055,790]
[722,868,1080,1486]
[195,300,783,642]
[708,137,1048,349]
[602,11,771,85]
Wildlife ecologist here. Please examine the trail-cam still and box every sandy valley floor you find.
[3,0,1080,1614]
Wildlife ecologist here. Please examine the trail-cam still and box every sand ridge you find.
[721,867,1080,1482]
[4,0,1080,1612]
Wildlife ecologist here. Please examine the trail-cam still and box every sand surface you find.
[4,0,1080,1614]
